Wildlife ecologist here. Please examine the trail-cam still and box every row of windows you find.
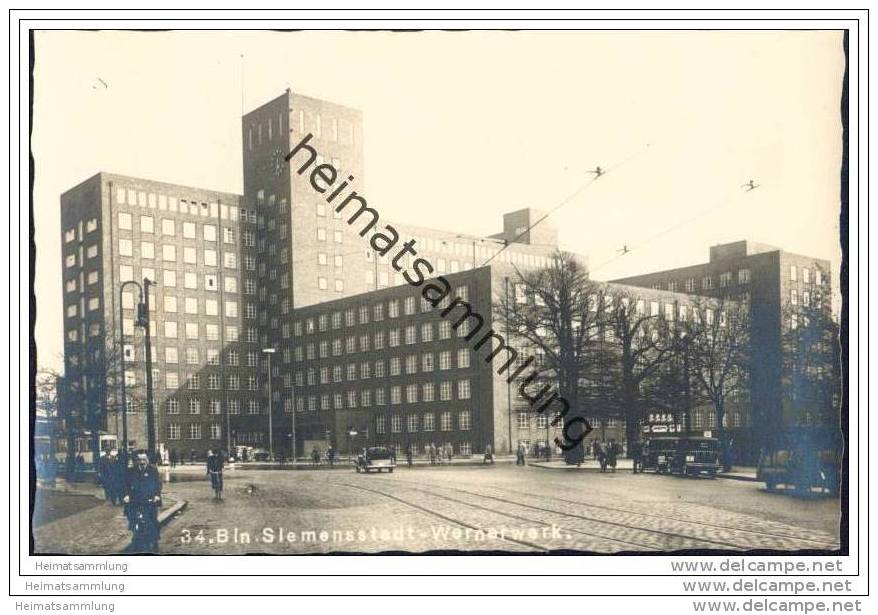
[247,109,355,151]
[789,289,823,309]
[63,245,100,269]
[295,290,468,335]
[113,188,242,222]
[292,351,472,386]
[653,265,827,294]
[406,232,552,268]
[166,423,222,440]
[157,372,259,391]
[64,219,99,243]
[117,212,240,243]
[165,398,262,416]
[286,381,472,413]
[289,322,471,361]
[117,238,244,268]
[374,411,471,434]
[652,270,751,293]
[789,265,824,285]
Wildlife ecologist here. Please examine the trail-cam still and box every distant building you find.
[612,240,837,460]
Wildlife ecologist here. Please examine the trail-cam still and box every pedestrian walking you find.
[327,445,336,468]
[311,446,321,469]
[516,443,526,466]
[405,444,413,468]
[595,441,607,472]
[607,440,618,473]
[206,449,224,500]
[630,440,643,474]
[483,444,494,464]
[445,443,453,464]
[109,450,127,505]
[429,443,436,465]
[169,449,177,468]
[96,452,108,498]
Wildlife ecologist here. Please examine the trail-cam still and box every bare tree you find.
[495,251,604,463]
[35,367,64,461]
[605,291,675,450]
[688,296,750,468]
[780,299,841,430]
[65,330,145,465]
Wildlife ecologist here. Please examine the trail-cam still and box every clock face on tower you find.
[264,147,286,177]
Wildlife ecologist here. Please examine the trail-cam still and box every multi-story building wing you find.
[612,240,836,459]
[59,172,255,456]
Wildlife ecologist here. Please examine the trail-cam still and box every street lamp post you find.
[118,278,158,465]
[262,348,276,461]
[290,383,297,462]
[118,280,146,466]
[140,278,157,460]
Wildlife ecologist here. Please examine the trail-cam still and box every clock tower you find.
[241,88,364,457]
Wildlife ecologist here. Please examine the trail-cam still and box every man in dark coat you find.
[629,440,643,474]
[206,450,224,499]
[108,450,127,504]
[97,452,114,502]
[123,451,162,553]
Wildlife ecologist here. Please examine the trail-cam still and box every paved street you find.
[151,464,840,555]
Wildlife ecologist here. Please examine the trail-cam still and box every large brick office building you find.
[613,240,837,460]
[58,90,834,461]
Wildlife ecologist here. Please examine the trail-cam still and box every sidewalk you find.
[529,459,759,481]
[32,479,186,554]
[164,455,518,472]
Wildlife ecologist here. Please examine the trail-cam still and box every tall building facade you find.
[612,240,836,459]
[58,91,836,462]
[59,172,259,457]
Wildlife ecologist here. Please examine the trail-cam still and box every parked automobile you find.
[672,436,720,477]
[642,437,679,474]
[757,447,840,496]
[250,448,271,462]
[355,447,396,473]
[643,436,719,477]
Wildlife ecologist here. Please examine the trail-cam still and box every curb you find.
[158,498,187,526]
[529,462,633,472]
[530,462,760,482]
[717,473,760,482]
[221,459,515,471]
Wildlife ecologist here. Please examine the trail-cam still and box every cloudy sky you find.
[32,29,846,371]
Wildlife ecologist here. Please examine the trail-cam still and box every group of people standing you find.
[310,445,336,468]
[591,440,623,473]
[427,442,454,465]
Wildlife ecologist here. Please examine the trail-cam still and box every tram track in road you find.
[369,474,837,551]
[330,477,676,552]
[330,479,552,552]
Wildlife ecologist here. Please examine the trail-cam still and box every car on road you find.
[355,447,396,473]
[643,436,719,477]
[642,437,679,474]
[250,448,271,462]
[672,436,720,477]
[757,447,840,496]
